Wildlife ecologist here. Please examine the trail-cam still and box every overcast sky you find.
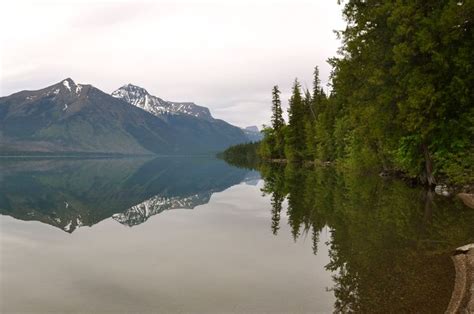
[0,0,345,128]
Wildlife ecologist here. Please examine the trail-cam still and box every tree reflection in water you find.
[260,163,474,313]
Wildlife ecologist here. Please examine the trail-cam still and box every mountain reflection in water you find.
[1,157,474,312]
[0,157,259,232]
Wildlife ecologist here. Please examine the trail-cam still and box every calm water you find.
[0,157,473,313]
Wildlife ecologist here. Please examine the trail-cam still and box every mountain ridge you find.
[112,83,213,120]
[0,78,250,155]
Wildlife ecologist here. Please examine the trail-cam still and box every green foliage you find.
[258,126,275,160]
[271,85,285,133]
[217,141,260,169]
[256,0,473,185]
[330,0,473,184]
[257,86,287,161]
[271,86,286,159]
[287,79,306,162]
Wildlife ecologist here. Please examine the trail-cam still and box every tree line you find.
[258,0,473,185]
[216,141,260,169]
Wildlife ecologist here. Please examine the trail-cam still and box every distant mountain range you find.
[0,79,261,155]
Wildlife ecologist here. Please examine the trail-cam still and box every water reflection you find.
[1,159,334,313]
[0,157,259,232]
[2,157,473,312]
[259,163,474,313]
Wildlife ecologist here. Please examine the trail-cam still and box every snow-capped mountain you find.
[1,78,249,155]
[111,84,213,120]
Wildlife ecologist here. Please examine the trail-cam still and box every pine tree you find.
[287,79,305,161]
[303,88,315,120]
[271,85,284,132]
[312,66,321,100]
[303,88,316,160]
[270,85,285,159]
[256,0,473,184]
[331,0,473,183]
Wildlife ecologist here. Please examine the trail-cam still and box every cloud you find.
[0,0,344,127]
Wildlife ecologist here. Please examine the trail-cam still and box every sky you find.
[0,0,345,128]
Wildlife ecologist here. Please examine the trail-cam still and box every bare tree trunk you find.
[421,143,436,187]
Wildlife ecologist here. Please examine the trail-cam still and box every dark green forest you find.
[216,142,260,169]
[257,0,473,185]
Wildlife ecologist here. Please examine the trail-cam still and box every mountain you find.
[245,126,259,132]
[242,125,263,142]
[112,84,212,120]
[112,84,264,143]
[0,79,249,155]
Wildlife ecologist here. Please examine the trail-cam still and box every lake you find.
[1,157,473,313]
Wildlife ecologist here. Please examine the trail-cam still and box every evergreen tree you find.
[303,88,316,160]
[270,85,286,159]
[258,126,276,160]
[255,0,473,185]
[329,0,473,183]
[286,79,306,161]
[312,66,321,107]
[271,85,284,132]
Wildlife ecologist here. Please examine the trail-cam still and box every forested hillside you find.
[259,0,473,185]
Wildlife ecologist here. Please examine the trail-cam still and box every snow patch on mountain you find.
[59,78,83,96]
[63,80,72,91]
[111,84,213,120]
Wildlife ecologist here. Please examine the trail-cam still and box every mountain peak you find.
[242,125,263,141]
[121,83,149,95]
[112,84,213,120]
[61,78,76,90]
[57,78,85,96]
[245,125,259,132]
[111,84,154,110]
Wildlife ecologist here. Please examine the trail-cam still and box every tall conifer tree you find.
[271,85,284,132]
[271,85,285,158]
[287,79,305,161]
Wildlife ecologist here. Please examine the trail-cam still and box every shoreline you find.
[260,158,474,194]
